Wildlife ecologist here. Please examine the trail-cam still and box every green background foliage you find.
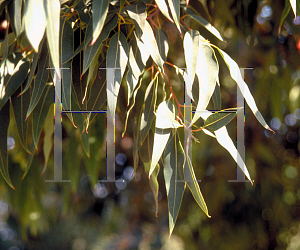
[0,0,299,249]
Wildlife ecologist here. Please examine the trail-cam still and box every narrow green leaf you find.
[184,30,200,100]
[167,0,181,33]
[22,140,36,180]
[145,162,160,217]
[212,78,221,110]
[32,84,53,149]
[0,32,15,58]
[140,21,165,73]
[26,42,50,118]
[0,101,14,189]
[126,2,147,39]
[24,0,46,51]
[140,75,158,144]
[61,60,72,122]
[191,41,218,125]
[91,0,109,45]
[20,38,45,95]
[7,0,22,37]
[133,107,143,173]
[164,130,186,236]
[155,0,173,22]
[42,103,54,175]
[0,20,9,67]
[215,48,274,132]
[11,84,31,152]
[279,0,291,35]
[156,28,169,62]
[44,0,61,78]
[83,15,118,75]
[185,152,210,217]
[203,108,241,131]
[186,14,224,42]
[60,17,73,66]
[0,53,30,111]
[106,31,129,118]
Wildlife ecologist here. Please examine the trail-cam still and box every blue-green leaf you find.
[91,0,109,45]
[167,0,181,33]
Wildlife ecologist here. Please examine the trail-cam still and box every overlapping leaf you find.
[7,0,22,37]
[155,0,173,22]
[91,0,109,45]
[126,2,147,39]
[167,0,181,33]
[164,130,186,236]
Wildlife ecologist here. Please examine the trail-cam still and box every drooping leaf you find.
[21,38,45,95]
[156,28,169,62]
[150,100,181,177]
[0,19,9,67]
[83,15,118,75]
[164,130,186,236]
[186,13,224,42]
[184,30,200,101]
[200,111,253,184]
[42,103,54,175]
[167,0,181,33]
[44,0,61,78]
[32,84,53,149]
[126,2,147,38]
[60,17,73,67]
[185,152,211,218]
[0,32,15,58]
[140,20,165,73]
[0,101,14,189]
[0,53,30,111]
[203,108,241,132]
[155,0,173,22]
[26,42,50,118]
[7,0,22,37]
[140,75,158,144]
[215,48,274,132]
[279,0,291,35]
[24,0,46,51]
[91,0,109,45]
[290,0,296,17]
[106,31,129,119]
[61,61,72,122]
[191,41,218,125]
[212,78,221,110]
[11,83,31,152]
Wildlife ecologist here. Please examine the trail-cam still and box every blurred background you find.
[0,0,300,249]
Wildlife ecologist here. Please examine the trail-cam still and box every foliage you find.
[0,0,297,239]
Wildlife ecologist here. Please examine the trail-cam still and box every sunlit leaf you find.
[191,41,218,125]
[140,20,165,73]
[126,2,147,39]
[44,0,61,78]
[215,48,274,132]
[106,31,128,118]
[91,0,109,45]
[186,13,224,41]
[164,130,186,236]
[24,0,46,51]
[290,0,296,18]
[0,53,30,111]
[155,0,173,22]
[167,0,181,33]
[184,30,200,101]
[203,108,241,132]
[0,101,14,189]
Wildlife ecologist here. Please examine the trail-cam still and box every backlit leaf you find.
[167,0,181,33]
[126,2,147,39]
[155,0,173,22]
[91,0,109,45]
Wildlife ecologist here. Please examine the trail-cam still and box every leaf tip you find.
[90,38,96,46]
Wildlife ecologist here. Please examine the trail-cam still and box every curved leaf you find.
[156,28,169,62]
[0,53,30,111]
[186,13,224,42]
[7,0,22,37]
[155,0,173,22]
[24,0,46,51]
[164,130,186,236]
[0,101,14,189]
[44,0,61,78]
[126,2,147,39]
[167,0,181,33]
[106,31,129,118]
[215,48,273,132]
[91,0,109,45]
[184,29,200,101]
